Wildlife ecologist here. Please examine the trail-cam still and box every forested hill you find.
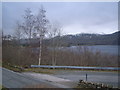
[14,31,120,46]
[49,31,120,46]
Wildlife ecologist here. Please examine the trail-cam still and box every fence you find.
[31,65,120,70]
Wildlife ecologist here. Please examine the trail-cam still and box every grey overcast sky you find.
[2,2,118,35]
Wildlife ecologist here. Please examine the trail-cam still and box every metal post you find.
[86,74,87,81]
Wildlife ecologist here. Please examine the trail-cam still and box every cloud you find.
[63,19,118,34]
[2,2,118,35]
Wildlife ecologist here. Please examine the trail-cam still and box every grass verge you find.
[0,85,8,90]
[2,62,119,74]
[2,63,23,73]
[23,68,57,74]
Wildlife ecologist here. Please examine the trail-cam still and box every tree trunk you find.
[38,35,42,65]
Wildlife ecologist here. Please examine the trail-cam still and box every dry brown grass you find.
[2,44,119,68]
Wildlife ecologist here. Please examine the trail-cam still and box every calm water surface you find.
[69,45,119,55]
[33,45,119,55]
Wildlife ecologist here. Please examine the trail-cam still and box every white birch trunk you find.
[38,35,42,65]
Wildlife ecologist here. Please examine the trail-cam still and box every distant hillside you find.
[48,31,120,46]
[16,31,119,47]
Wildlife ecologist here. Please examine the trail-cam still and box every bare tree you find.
[32,32,37,39]
[35,6,49,65]
[13,7,49,65]
[21,8,35,44]
[14,21,23,41]
[48,22,63,66]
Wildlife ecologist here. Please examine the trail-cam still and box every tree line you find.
[2,5,119,68]
[3,5,63,66]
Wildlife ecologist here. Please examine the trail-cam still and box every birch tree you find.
[35,6,49,65]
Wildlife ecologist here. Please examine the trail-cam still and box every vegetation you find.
[76,80,114,89]
[0,85,8,90]
[6,31,119,47]
[23,68,56,74]
[48,31,119,47]
[2,5,119,89]
[3,40,118,69]
[2,6,119,69]
[3,62,23,72]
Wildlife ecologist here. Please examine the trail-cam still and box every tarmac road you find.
[2,68,72,88]
[2,67,119,89]
[52,70,119,88]
[23,70,119,88]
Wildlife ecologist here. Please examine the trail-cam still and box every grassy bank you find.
[0,85,8,90]
[3,62,118,75]
[3,63,23,72]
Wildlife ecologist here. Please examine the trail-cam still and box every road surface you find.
[2,67,119,88]
[2,68,72,88]
[52,70,119,88]
[23,70,119,88]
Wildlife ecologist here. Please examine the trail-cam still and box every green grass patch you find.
[23,68,57,74]
[0,61,2,67]
[0,85,8,90]
[2,63,23,73]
